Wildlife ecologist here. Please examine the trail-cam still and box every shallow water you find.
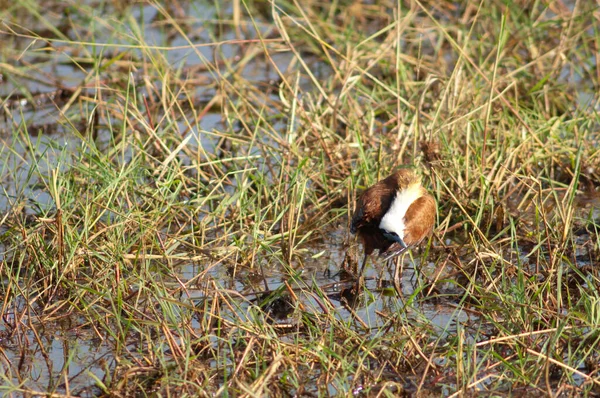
[0,241,473,395]
[1,0,599,396]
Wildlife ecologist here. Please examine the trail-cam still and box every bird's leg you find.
[349,253,369,295]
[357,253,369,279]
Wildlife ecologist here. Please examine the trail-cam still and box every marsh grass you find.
[1,0,600,396]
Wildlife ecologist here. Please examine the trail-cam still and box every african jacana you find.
[350,168,436,295]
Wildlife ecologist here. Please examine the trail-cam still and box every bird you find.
[350,168,436,295]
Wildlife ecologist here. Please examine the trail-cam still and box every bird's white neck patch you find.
[379,183,422,239]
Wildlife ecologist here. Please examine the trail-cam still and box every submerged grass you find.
[1,0,600,396]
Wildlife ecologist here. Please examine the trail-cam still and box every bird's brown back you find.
[402,191,436,246]
[350,169,423,254]
[350,169,419,232]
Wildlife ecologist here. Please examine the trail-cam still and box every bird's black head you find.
[381,229,408,249]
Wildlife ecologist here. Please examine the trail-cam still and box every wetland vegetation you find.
[1,0,600,396]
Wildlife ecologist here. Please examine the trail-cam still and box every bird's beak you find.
[396,236,408,249]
